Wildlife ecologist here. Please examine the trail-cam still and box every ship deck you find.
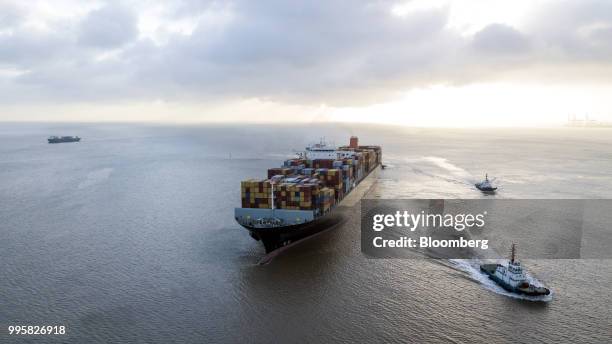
[480,264,499,274]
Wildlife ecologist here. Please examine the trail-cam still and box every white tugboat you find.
[480,244,550,296]
[475,173,497,192]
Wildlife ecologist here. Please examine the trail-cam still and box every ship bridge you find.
[304,139,356,160]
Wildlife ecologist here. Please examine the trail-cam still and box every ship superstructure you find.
[303,139,357,160]
[235,136,381,252]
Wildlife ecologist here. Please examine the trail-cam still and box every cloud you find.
[77,4,138,48]
[471,24,530,54]
[1,0,612,113]
[526,0,612,59]
[148,1,456,104]
[0,2,21,28]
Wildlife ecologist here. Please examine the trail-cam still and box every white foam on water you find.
[405,156,476,185]
[421,156,468,174]
[450,259,553,302]
[402,156,508,193]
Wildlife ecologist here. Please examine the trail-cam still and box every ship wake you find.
[405,156,483,187]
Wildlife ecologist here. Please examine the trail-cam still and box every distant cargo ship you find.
[235,136,381,253]
[48,136,81,144]
[566,114,612,128]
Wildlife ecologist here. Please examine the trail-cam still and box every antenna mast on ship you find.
[511,243,516,263]
[270,180,275,212]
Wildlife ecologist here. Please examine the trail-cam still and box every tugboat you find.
[475,173,497,192]
[48,136,81,144]
[480,244,550,296]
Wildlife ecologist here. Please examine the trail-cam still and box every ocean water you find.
[1,123,611,343]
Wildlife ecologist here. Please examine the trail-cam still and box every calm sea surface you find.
[1,123,611,343]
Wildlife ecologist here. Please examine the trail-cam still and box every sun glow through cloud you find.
[329,83,612,127]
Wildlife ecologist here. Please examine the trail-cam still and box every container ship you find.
[235,136,381,253]
[48,136,81,143]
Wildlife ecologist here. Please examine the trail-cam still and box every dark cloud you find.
[152,1,454,103]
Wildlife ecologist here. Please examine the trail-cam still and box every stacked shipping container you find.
[275,183,313,210]
[240,179,336,214]
[267,168,293,179]
[314,168,343,201]
[241,142,381,215]
[317,187,335,214]
[241,179,271,209]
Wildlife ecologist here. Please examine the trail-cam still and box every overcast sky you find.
[1,0,612,126]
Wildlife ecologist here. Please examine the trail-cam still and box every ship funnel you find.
[350,136,359,149]
[511,243,516,263]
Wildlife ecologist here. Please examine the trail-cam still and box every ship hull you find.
[475,184,497,192]
[480,264,550,296]
[239,210,344,253]
[238,164,379,253]
[48,138,81,144]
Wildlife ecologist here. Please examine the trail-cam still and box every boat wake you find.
[403,156,505,193]
[449,259,553,302]
[406,156,479,186]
